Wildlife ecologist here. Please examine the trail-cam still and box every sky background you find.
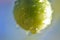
[0,0,60,40]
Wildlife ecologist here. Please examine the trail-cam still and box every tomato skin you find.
[14,0,52,34]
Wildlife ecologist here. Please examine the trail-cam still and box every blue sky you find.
[0,0,60,40]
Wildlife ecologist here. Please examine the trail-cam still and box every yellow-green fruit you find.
[14,0,52,34]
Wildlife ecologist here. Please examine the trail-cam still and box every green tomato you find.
[13,0,52,34]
